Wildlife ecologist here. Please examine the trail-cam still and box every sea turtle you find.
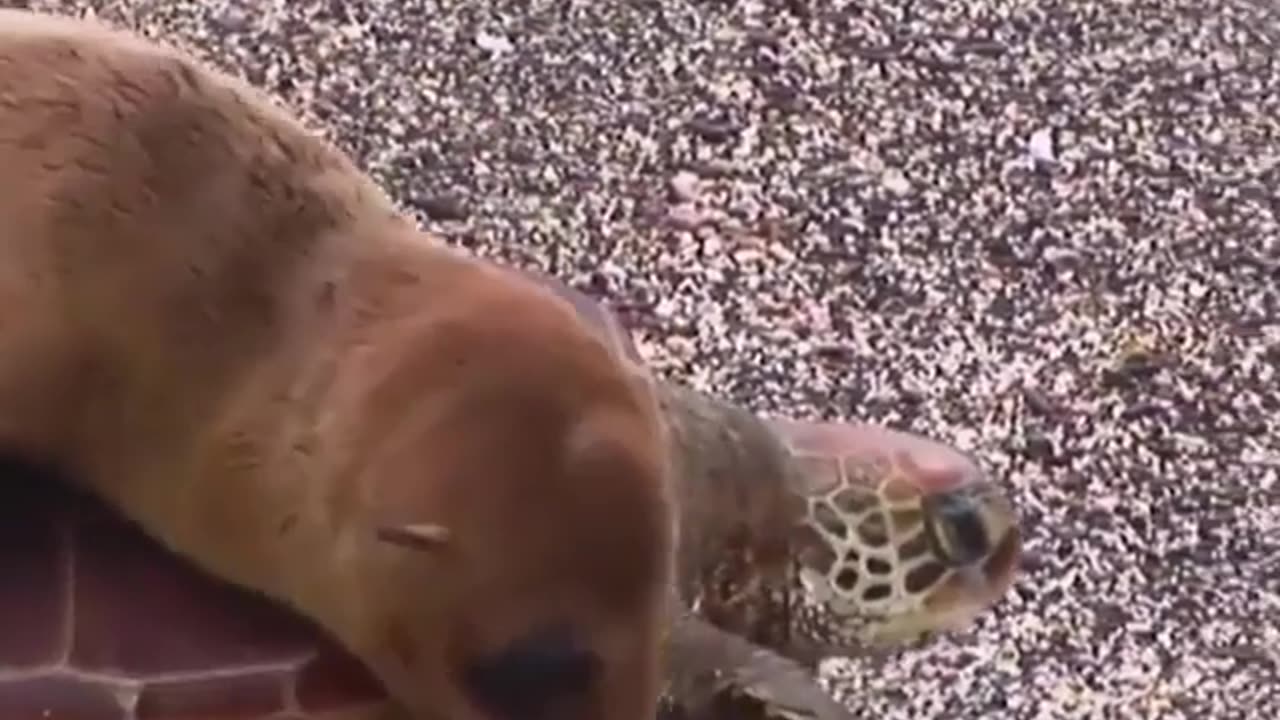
[0,269,1019,720]
[0,10,1021,720]
[534,274,1021,720]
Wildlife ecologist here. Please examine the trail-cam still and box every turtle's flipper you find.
[663,613,856,720]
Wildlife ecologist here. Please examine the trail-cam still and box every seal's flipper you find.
[662,613,856,720]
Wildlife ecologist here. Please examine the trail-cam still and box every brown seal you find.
[0,10,675,720]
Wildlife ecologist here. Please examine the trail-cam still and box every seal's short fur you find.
[0,10,676,720]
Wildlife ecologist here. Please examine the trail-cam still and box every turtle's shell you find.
[1,465,385,720]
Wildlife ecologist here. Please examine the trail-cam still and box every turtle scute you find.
[0,463,386,720]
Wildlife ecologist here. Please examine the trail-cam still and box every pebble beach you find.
[12,0,1280,718]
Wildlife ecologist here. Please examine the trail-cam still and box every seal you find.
[0,9,676,720]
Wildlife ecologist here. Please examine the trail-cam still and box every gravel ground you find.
[11,0,1280,718]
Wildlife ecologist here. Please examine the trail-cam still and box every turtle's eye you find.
[463,623,598,719]
[924,490,991,567]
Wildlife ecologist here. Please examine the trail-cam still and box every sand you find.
[13,0,1280,717]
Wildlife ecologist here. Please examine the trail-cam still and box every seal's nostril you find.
[925,492,991,567]
[464,623,598,719]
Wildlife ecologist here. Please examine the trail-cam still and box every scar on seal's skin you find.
[377,523,452,551]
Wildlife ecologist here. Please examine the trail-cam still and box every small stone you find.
[815,344,855,363]
[881,168,911,195]
[667,203,709,230]
[418,194,468,221]
[210,8,249,32]
[1023,431,1056,462]
[1022,385,1060,418]
[668,171,703,203]
[1029,126,1057,165]
[505,144,537,164]
[475,31,514,54]
[687,116,739,144]
[664,335,697,360]
[768,242,796,263]
[693,158,743,178]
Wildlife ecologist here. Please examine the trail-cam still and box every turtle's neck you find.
[652,384,800,604]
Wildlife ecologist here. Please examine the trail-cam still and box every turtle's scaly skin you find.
[660,383,1019,662]
[776,418,1020,659]
[650,384,1020,719]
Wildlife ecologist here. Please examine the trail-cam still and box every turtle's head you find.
[776,421,1021,656]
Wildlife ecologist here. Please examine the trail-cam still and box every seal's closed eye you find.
[464,623,599,719]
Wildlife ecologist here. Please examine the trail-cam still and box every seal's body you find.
[0,10,675,720]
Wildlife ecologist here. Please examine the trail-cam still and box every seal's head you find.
[332,258,675,720]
